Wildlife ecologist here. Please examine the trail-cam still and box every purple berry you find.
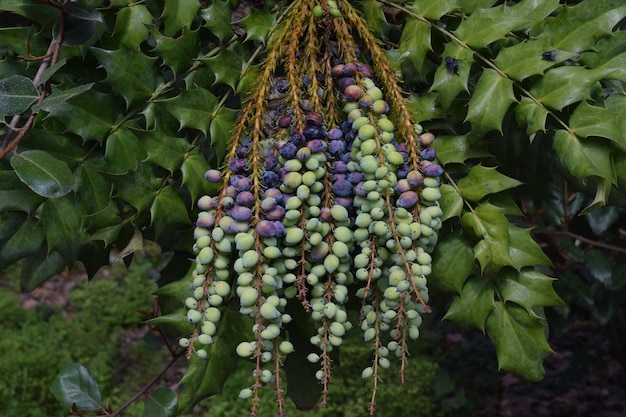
[343,63,358,76]
[328,128,343,140]
[344,85,363,101]
[307,139,327,153]
[204,169,222,183]
[296,147,311,161]
[228,158,247,173]
[264,155,279,170]
[332,161,348,173]
[272,221,286,237]
[228,206,252,221]
[333,179,353,197]
[303,125,325,140]
[262,171,280,188]
[279,142,298,159]
[257,220,276,237]
[421,148,437,161]
[264,188,284,203]
[358,64,373,78]
[231,176,252,191]
[305,112,324,126]
[348,172,364,184]
[397,191,419,209]
[331,64,344,78]
[275,79,289,93]
[329,140,346,155]
[337,77,356,90]
[418,132,435,147]
[265,206,286,220]
[236,191,254,207]
[406,170,424,187]
[236,146,249,158]
[290,132,306,147]
[423,163,443,177]
[278,114,293,128]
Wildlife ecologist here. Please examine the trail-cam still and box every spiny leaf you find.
[210,107,238,165]
[538,0,626,54]
[407,0,458,20]
[144,387,178,417]
[0,171,44,213]
[429,44,473,109]
[20,246,67,290]
[161,86,218,134]
[105,128,147,174]
[112,4,153,50]
[530,66,615,111]
[569,101,623,149]
[465,69,516,134]
[580,31,626,82]
[407,94,444,123]
[0,217,43,270]
[514,97,549,135]
[553,130,613,183]
[151,27,199,76]
[112,164,161,212]
[439,183,463,222]
[150,185,191,240]
[457,165,522,202]
[200,0,235,42]
[444,275,495,331]
[181,148,212,204]
[203,45,244,91]
[508,225,551,270]
[235,8,276,44]
[485,302,552,381]
[499,269,564,311]
[361,0,388,37]
[40,196,84,265]
[161,0,200,37]
[144,133,191,173]
[432,229,477,293]
[0,0,60,26]
[432,135,490,165]
[398,18,431,75]
[32,82,94,114]
[494,40,576,81]
[0,75,38,116]
[10,150,75,198]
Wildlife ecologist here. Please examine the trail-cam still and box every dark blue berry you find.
[264,155,279,171]
[333,179,352,197]
[262,171,280,188]
[279,142,298,159]
[445,56,459,74]
[421,148,437,161]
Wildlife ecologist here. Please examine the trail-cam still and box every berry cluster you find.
[181,0,444,414]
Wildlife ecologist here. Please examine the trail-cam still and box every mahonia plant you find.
[1,0,625,416]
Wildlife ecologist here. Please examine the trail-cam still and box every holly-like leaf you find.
[178,309,254,412]
[236,64,260,96]
[105,128,147,174]
[0,0,61,26]
[432,229,477,293]
[429,44,473,109]
[203,45,244,90]
[0,75,38,116]
[361,0,388,37]
[113,4,154,50]
[145,311,194,334]
[0,170,44,213]
[210,107,238,165]
[439,183,463,222]
[0,217,43,270]
[161,0,200,37]
[530,66,615,111]
[161,86,218,134]
[432,135,490,165]
[485,302,553,381]
[144,133,191,173]
[75,161,119,229]
[200,0,235,42]
[514,97,549,135]
[538,0,626,54]
[151,27,199,76]
[181,148,212,203]
[499,269,564,311]
[465,69,516,134]
[569,101,623,148]
[112,164,161,212]
[50,363,104,412]
[10,150,75,198]
[580,31,626,82]
[150,185,191,240]
[457,165,522,202]
[553,130,613,185]
[444,275,495,331]
[235,8,276,44]
[494,40,576,81]
[144,387,178,417]
[407,94,444,123]
[508,225,551,270]
[407,0,458,20]
[40,196,84,265]
[90,46,160,107]
[398,18,431,74]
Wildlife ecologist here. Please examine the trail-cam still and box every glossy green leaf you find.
[580,31,626,82]
[0,171,44,213]
[144,387,178,417]
[20,245,67,291]
[45,89,119,142]
[151,27,199,76]
[461,203,515,271]
[508,225,551,270]
[161,86,218,134]
[361,0,387,37]
[429,44,473,109]
[10,150,75,198]
[499,269,563,310]
[569,101,623,148]
[150,185,191,239]
[153,278,193,301]
[113,4,153,50]
[485,302,552,381]
[200,0,235,42]
[538,0,626,53]
[444,275,495,331]
[432,135,490,165]
[235,8,276,44]
[553,131,612,184]
[90,46,160,107]
[54,13,100,47]
[50,363,104,412]
[494,40,575,81]
[32,82,94,114]
[210,107,238,165]
[0,26,49,58]
[398,18,431,74]
[64,3,103,22]
[112,164,161,212]
[457,0,499,14]
[105,128,147,174]
[584,205,622,235]
[0,0,60,26]
[161,0,201,37]
[407,94,443,123]
[203,45,244,91]
[514,97,549,135]
[457,165,522,202]
[0,212,27,244]
[179,309,253,412]
[236,64,260,96]
[465,69,516,134]
[439,183,463,222]
[407,0,458,20]
[40,197,84,264]
[432,229,477,293]
[585,250,612,286]
[181,149,211,203]
[0,75,38,116]
[144,311,194,334]
[144,133,191,173]
[530,66,614,111]
[75,161,119,229]
[0,217,43,270]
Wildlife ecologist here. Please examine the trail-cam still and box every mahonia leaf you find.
[40,196,84,265]
[144,133,191,173]
[461,203,515,272]
[538,0,626,54]
[237,64,260,96]
[203,45,244,90]
[20,245,66,291]
[112,4,153,50]
[235,8,276,44]
[499,269,564,311]
[200,0,235,42]
[105,128,147,174]
[112,164,161,212]
[485,302,552,381]
[432,135,490,165]
[530,66,615,111]
[210,107,238,165]
[508,225,551,270]
[144,311,194,334]
[407,0,458,20]
[179,309,253,412]
[570,101,623,148]
[457,165,522,202]
[407,94,444,123]
[150,185,191,240]
[0,171,44,213]
[0,217,44,270]
[432,229,477,293]
[494,40,576,81]
[429,44,473,109]
[75,162,119,230]
[553,130,613,184]
[580,31,626,82]
[361,0,388,37]
[439,183,463,222]
[90,46,160,108]
[398,18,431,74]
[465,69,516,134]
[444,275,495,331]
[145,387,178,417]
[151,27,199,76]
[181,148,212,204]
[514,97,549,135]
[161,0,200,37]
[161,86,218,134]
